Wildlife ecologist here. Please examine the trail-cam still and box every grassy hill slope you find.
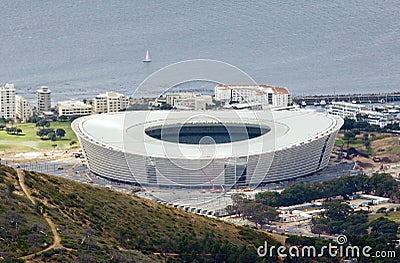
[0,166,278,262]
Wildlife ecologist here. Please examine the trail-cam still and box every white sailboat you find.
[143,49,152,62]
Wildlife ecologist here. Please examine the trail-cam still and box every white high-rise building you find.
[214,84,290,108]
[92,92,129,114]
[0,83,16,119]
[36,86,52,112]
[15,95,33,122]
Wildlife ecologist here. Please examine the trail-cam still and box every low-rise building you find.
[92,92,129,113]
[174,95,213,110]
[150,96,167,108]
[15,95,33,122]
[165,93,196,106]
[326,101,365,119]
[214,84,290,108]
[357,194,391,205]
[326,101,396,128]
[56,101,92,117]
[358,110,394,128]
[40,111,56,121]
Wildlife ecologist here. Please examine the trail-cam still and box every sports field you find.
[0,122,79,152]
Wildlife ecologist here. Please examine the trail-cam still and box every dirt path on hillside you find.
[15,168,64,260]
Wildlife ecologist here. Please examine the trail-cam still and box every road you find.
[267,221,338,240]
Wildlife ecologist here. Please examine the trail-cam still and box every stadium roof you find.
[75,110,342,159]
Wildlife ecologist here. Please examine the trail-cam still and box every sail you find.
[143,50,151,62]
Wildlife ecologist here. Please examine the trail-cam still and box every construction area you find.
[332,132,400,173]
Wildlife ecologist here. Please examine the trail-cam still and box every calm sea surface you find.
[0,1,399,103]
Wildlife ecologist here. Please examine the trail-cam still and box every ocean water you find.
[0,0,399,104]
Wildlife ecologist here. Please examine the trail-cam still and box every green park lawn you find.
[368,211,400,224]
[0,122,79,152]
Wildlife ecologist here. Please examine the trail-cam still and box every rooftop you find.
[73,110,343,159]
[37,86,51,93]
[215,84,289,94]
[1,83,15,91]
[57,100,92,109]
[96,91,127,98]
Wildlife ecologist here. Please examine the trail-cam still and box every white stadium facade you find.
[72,110,343,189]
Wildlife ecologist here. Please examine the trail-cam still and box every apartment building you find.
[37,86,52,112]
[214,84,290,108]
[92,92,129,113]
[15,95,33,122]
[0,83,16,119]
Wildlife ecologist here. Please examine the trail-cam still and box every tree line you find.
[36,128,66,141]
[342,117,400,133]
[226,194,278,228]
[255,173,400,207]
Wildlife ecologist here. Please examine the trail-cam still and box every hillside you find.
[0,165,279,262]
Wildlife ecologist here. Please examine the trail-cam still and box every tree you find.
[34,200,44,214]
[248,203,277,227]
[37,128,54,138]
[56,128,66,139]
[311,223,328,238]
[160,103,173,110]
[59,115,69,122]
[36,120,49,128]
[81,228,96,250]
[255,191,281,207]
[70,140,77,147]
[48,132,57,141]
[7,183,15,203]
[231,193,248,216]
[323,201,352,221]
[28,233,40,255]
[225,205,236,216]
[370,217,399,240]
[344,131,356,148]
[342,118,356,131]
[351,128,360,136]
[6,126,17,135]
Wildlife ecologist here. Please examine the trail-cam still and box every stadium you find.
[72,110,343,189]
